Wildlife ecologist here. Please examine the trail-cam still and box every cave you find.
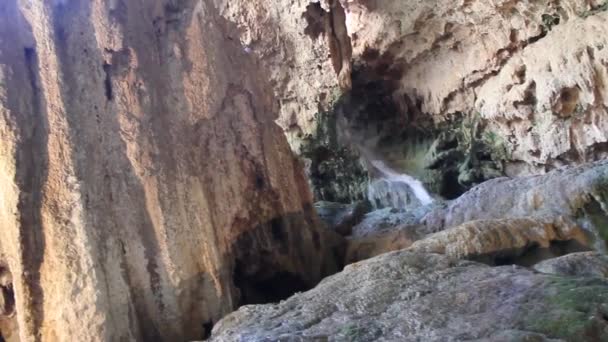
[234,266,310,305]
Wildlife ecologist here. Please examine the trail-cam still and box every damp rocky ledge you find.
[207,160,608,341]
[1,0,608,342]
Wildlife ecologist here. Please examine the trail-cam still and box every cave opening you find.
[233,260,311,306]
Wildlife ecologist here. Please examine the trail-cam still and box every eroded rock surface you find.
[346,161,608,264]
[210,251,608,341]
[409,217,591,266]
[224,0,608,182]
[340,0,608,175]
[424,160,608,232]
[0,1,341,340]
[534,252,608,278]
[215,0,348,150]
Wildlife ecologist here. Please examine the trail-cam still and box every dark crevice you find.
[102,62,113,101]
[201,321,213,340]
[0,267,14,318]
[470,239,591,267]
[231,212,344,308]
[270,217,286,242]
[234,259,310,305]
[18,44,48,336]
[303,2,326,39]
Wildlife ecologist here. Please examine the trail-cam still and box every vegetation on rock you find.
[300,93,369,203]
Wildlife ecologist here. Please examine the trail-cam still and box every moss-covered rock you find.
[300,97,369,203]
[210,251,608,342]
[522,277,608,341]
[424,113,509,198]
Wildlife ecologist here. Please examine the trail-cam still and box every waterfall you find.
[335,113,434,210]
[367,160,434,210]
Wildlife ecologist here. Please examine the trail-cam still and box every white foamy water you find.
[367,160,434,209]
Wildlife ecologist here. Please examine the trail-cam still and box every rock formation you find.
[0,1,341,340]
[333,0,608,176]
[215,0,344,150]
[3,0,608,341]
[408,217,590,266]
[533,251,608,278]
[221,0,608,198]
[210,251,608,341]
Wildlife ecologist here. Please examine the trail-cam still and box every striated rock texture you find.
[345,161,608,263]
[340,0,608,175]
[210,251,608,341]
[424,160,608,231]
[223,0,608,181]
[0,0,341,341]
[215,0,349,151]
[409,217,591,266]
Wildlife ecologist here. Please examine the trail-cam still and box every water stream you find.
[336,112,434,210]
[367,160,434,210]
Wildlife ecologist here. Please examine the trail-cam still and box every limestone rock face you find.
[0,1,341,340]
[225,0,608,176]
[339,0,608,174]
[210,251,608,341]
[424,160,608,231]
[214,0,346,151]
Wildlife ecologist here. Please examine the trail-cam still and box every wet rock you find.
[209,251,608,341]
[300,107,369,203]
[344,205,437,263]
[351,205,436,239]
[533,252,608,278]
[424,160,608,235]
[315,201,370,236]
[347,162,608,264]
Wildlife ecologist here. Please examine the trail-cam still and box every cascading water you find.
[367,160,434,210]
[334,108,434,210]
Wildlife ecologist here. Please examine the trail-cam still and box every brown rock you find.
[0,1,341,340]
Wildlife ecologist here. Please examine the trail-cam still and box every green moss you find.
[541,13,560,31]
[424,113,509,197]
[525,277,608,341]
[338,323,382,342]
[301,93,368,203]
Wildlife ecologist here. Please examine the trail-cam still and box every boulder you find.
[210,251,608,341]
[534,252,608,279]
[315,201,370,236]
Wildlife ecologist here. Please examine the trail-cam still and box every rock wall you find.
[0,0,341,341]
[214,0,345,151]
[225,0,608,181]
[339,0,608,175]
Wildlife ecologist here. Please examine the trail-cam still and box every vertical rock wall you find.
[0,0,340,340]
